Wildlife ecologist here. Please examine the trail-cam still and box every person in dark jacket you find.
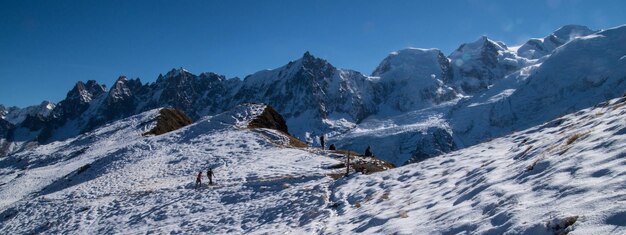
[364,145,373,157]
[207,168,215,185]
[320,134,325,150]
[196,171,202,188]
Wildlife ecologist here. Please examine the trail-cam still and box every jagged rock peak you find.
[199,72,226,82]
[164,67,193,79]
[295,51,333,71]
[114,75,127,83]
[108,76,133,101]
[67,80,106,103]
[302,51,314,60]
[155,68,197,87]
[38,101,55,114]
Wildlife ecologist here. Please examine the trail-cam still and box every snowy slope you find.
[325,95,626,234]
[0,104,343,234]
[2,93,625,234]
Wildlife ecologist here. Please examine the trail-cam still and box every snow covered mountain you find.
[334,24,626,165]
[372,48,457,113]
[448,36,527,94]
[1,92,625,234]
[450,24,626,147]
[517,25,596,59]
[0,101,55,125]
[231,52,380,142]
[2,24,625,167]
[2,23,626,233]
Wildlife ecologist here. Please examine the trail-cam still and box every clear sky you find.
[1,0,625,107]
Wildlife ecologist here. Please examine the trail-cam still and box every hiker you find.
[195,171,202,188]
[364,145,373,157]
[320,134,325,150]
[207,168,215,185]
[329,143,336,150]
[345,153,351,176]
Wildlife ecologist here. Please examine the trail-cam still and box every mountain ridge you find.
[2,24,626,166]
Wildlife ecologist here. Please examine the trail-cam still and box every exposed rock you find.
[248,105,289,134]
[247,105,307,148]
[0,119,14,156]
[327,150,395,176]
[143,108,192,136]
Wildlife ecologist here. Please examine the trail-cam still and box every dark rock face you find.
[0,105,7,118]
[27,69,238,143]
[248,105,289,134]
[404,127,457,165]
[143,108,193,136]
[149,69,235,119]
[105,76,143,119]
[0,119,13,139]
[19,114,48,132]
[247,105,309,148]
[234,52,377,127]
[54,80,106,121]
[0,119,13,156]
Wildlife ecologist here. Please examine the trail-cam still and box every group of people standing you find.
[195,168,215,188]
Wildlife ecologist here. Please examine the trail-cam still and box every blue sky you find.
[1,0,625,107]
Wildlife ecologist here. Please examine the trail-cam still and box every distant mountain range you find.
[2,24,626,166]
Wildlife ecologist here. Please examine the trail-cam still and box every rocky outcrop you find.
[248,105,289,134]
[143,108,193,136]
[247,105,308,148]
